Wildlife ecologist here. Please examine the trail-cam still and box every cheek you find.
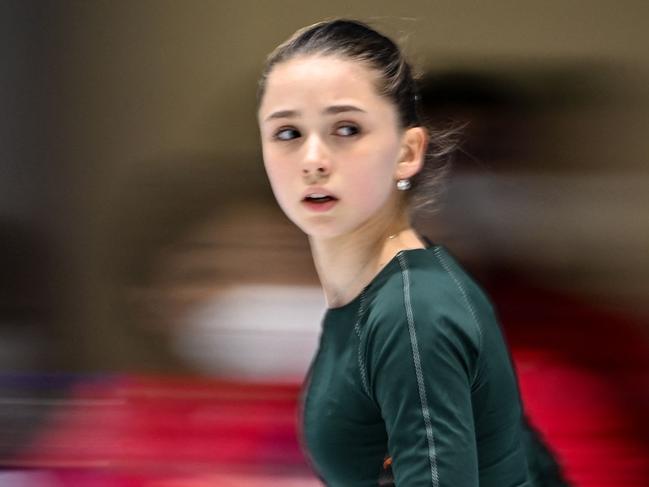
[262,150,297,213]
[342,166,394,221]
[347,144,399,200]
[262,148,287,189]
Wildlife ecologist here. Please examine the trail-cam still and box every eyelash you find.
[272,123,361,141]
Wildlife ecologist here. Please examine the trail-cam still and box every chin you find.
[303,217,372,241]
[288,217,341,240]
[288,205,380,241]
[299,223,342,240]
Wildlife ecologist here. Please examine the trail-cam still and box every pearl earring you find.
[396,179,411,191]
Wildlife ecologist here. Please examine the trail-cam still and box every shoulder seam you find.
[432,247,484,385]
[397,252,440,487]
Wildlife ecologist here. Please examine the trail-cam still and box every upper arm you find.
[365,258,482,486]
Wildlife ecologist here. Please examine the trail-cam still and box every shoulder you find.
[360,246,490,390]
[368,246,492,344]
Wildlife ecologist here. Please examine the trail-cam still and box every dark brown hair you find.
[258,19,457,212]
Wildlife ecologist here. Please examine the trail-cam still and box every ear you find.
[395,126,427,181]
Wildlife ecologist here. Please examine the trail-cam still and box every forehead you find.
[259,55,391,117]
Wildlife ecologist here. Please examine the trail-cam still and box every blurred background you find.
[1,1,648,485]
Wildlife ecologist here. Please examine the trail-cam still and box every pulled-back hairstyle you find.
[258,19,458,212]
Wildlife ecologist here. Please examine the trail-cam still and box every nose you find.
[301,135,331,181]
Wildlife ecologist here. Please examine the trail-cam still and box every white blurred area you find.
[174,284,324,379]
[436,171,649,303]
[128,201,326,376]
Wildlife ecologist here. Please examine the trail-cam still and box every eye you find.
[334,124,360,137]
[273,127,301,141]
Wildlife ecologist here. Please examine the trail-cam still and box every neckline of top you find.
[324,246,435,313]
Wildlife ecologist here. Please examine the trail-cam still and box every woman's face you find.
[258,54,409,240]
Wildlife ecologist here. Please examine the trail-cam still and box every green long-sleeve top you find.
[302,245,531,486]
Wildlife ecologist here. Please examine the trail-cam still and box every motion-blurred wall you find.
[2,0,649,372]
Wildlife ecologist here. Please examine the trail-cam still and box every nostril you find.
[303,167,328,175]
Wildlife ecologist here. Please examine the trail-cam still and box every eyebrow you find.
[325,105,366,115]
[264,104,366,122]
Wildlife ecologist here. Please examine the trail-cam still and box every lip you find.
[300,186,339,213]
[301,187,339,201]
[301,198,338,212]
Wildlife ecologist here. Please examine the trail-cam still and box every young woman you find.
[257,19,568,487]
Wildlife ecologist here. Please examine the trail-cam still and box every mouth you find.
[301,194,339,212]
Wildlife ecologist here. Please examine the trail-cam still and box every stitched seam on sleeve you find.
[433,247,484,385]
[397,252,440,487]
[354,290,372,398]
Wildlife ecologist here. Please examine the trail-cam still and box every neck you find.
[308,205,426,308]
